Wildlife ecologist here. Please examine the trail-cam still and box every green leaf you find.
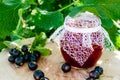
[95,6,113,28]
[38,0,55,11]
[69,6,83,17]
[0,2,19,39]
[34,45,51,56]
[69,6,100,17]
[27,10,64,35]
[116,35,120,49]
[82,0,99,4]
[31,32,47,49]
[3,41,11,48]
[38,11,63,29]
[69,6,113,28]
[3,39,22,48]
[2,0,33,9]
[69,0,120,27]
[15,27,35,39]
[2,0,22,7]
[99,3,120,20]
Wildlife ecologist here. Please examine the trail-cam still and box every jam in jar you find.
[60,12,104,68]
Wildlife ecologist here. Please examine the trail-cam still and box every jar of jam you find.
[60,12,104,68]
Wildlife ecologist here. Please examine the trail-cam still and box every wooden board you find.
[0,40,120,80]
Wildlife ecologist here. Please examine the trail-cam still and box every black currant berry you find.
[33,70,44,80]
[61,63,71,73]
[33,51,41,59]
[95,66,103,75]
[89,70,100,79]
[15,56,24,66]
[23,52,30,62]
[21,45,28,52]
[28,61,38,70]
[9,48,14,55]
[40,77,49,80]
[8,55,15,63]
[12,49,21,57]
[86,77,95,80]
[29,55,38,62]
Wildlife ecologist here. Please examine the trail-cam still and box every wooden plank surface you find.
[0,40,120,80]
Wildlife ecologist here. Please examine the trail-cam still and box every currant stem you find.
[58,0,83,12]
[58,2,74,12]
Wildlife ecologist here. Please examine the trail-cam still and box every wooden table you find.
[0,39,120,80]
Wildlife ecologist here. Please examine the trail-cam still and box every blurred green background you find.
[0,0,120,51]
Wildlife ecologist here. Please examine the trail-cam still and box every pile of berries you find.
[86,66,103,80]
[8,45,49,80]
[61,63,103,80]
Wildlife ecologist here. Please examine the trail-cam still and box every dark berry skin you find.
[12,49,21,57]
[21,45,28,52]
[40,77,49,80]
[95,66,103,75]
[9,48,14,55]
[33,51,41,59]
[89,70,100,79]
[23,52,30,62]
[61,63,71,73]
[86,77,95,80]
[33,70,44,80]
[15,56,24,66]
[29,55,38,62]
[28,61,38,70]
[8,55,15,63]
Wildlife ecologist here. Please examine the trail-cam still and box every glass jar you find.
[60,12,104,68]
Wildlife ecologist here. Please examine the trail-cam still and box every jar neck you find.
[64,25,102,33]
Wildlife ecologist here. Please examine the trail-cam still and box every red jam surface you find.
[61,45,102,68]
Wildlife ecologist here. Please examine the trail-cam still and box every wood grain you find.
[0,41,120,80]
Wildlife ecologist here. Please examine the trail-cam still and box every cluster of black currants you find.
[86,66,103,80]
[8,45,49,80]
[8,45,40,70]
